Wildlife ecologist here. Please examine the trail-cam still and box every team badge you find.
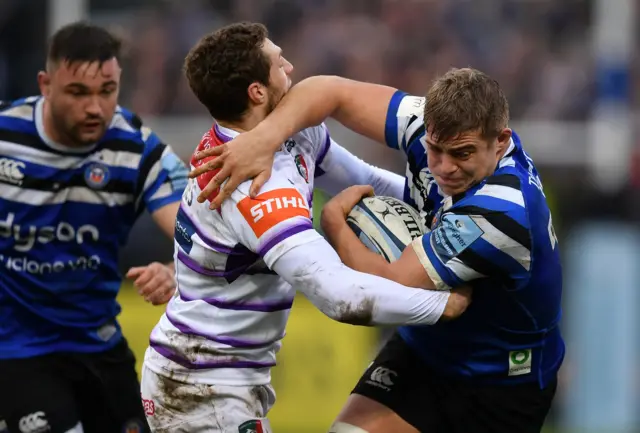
[84,162,110,189]
[238,419,265,433]
[294,154,308,183]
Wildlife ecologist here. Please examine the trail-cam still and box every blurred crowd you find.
[112,0,595,120]
[0,0,599,120]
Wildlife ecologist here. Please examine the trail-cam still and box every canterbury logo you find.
[237,188,310,237]
[0,157,25,185]
[370,366,396,386]
[365,366,397,391]
[18,411,48,433]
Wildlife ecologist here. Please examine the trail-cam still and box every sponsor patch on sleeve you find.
[430,214,483,262]
[237,188,310,238]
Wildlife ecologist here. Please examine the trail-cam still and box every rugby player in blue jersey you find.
[191,68,564,433]
[0,22,187,433]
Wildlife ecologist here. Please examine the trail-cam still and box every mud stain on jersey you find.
[249,385,266,418]
[166,330,240,362]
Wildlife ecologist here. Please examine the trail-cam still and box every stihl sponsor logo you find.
[237,188,310,237]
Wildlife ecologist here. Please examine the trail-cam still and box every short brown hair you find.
[184,22,270,122]
[424,68,509,142]
[48,21,121,66]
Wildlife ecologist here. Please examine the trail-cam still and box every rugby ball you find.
[346,196,426,262]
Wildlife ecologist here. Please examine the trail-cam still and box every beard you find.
[265,84,288,116]
[50,108,106,147]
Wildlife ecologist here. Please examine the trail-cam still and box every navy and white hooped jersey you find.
[384,90,565,387]
[0,96,187,359]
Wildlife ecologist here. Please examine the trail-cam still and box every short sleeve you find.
[410,182,532,290]
[384,91,426,154]
[136,127,188,213]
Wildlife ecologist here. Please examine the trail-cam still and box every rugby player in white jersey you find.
[140,23,472,433]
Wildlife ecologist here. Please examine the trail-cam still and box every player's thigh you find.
[76,338,149,433]
[444,377,558,433]
[0,356,82,433]
[141,365,276,432]
[330,333,444,433]
[331,394,418,433]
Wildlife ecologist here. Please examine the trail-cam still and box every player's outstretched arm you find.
[189,76,398,208]
[271,237,470,326]
[222,179,469,325]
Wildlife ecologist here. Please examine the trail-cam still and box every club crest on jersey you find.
[294,154,308,183]
[84,162,110,189]
[238,419,265,433]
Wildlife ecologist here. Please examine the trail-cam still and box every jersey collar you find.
[213,123,239,143]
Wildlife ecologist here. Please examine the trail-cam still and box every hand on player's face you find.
[126,262,176,306]
[324,185,375,219]
[189,131,276,209]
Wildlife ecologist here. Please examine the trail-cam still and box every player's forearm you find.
[272,238,448,326]
[255,76,346,151]
[257,76,396,148]
[321,211,395,279]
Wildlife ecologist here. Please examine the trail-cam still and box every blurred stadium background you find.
[4,0,640,431]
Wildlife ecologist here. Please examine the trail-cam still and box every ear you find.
[247,82,266,106]
[495,128,512,157]
[37,71,51,97]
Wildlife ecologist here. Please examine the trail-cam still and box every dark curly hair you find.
[184,22,271,122]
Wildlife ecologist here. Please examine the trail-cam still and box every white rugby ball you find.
[346,196,426,262]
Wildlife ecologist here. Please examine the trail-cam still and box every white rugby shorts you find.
[141,365,275,432]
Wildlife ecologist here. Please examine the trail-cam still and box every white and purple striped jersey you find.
[145,122,458,386]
